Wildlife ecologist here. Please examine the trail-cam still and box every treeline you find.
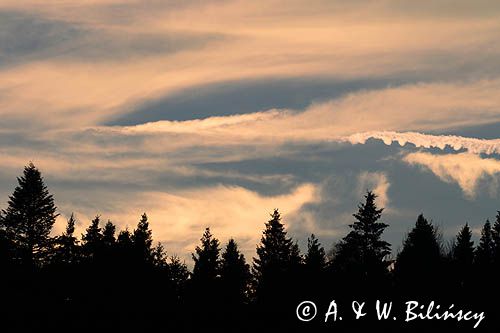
[0,163,499,331]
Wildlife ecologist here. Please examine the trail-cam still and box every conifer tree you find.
[168,255,189,300]
[99,220,117,268]
[220,239,250,305]
[492,212,500,265]
[152,242,168,269]
[452,223,474,288]
[253,209,302,304]
[394,214,443,293]
[191,227,221,283]
[302,234,327,298]
[476,219,494,267]
[53,213,79,266]
[453,223,474,267]
[132,213,154,264]
[332,191,390,288]
[116,228,133,261]
[102,220,116,247]
[305,234,326,273]
[1,163,58,266]
[114,229,135,276]
[81,215,103,261]
[117,229,132,248]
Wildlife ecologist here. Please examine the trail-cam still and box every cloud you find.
[357,171,390,208]
[287,170,392,248]
[1,0,500,130]
[2,0,500,260]
[402,152,500,198]
[49,78,496,153]
[346,131,500,155]
[54,183,319,262]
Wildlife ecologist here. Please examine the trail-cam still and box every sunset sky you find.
[2,0,500,261]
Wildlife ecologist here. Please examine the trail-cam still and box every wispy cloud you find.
[2,0,500,257]
[55,183,319,262]
[1,1,500,130]
[346,131,500,155]
[403,152,500,198]
[357,171,390,208]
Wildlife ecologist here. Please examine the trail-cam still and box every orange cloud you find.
[54,183,319,261]
[1,1,500,130]
[403,152,500,198]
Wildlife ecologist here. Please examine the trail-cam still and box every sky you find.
[1,0,500,262]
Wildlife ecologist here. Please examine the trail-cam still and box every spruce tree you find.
[53,213,79,266]
[191,227,221,283]
[253,209,302,304]
[453,223,474,267]
[305,234,326,273]
[102,220,116,247]
[492,212,500,265]
[220,239,250,305]
[132,213,154,265]
[452,223,474,289]
[394,214,443,294]
[152,242,168,269]
[302,234,327,298]
[116,228,133,262]
[168,255,189,300]
[100,220,117,268]
[81,215,103,261]
[476,219,494,268]
[1,162,58,266]
[332,191,390,290]
[117,229,132,248]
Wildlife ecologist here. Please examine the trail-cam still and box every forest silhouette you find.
[0,163,499,331]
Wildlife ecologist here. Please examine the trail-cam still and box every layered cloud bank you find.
[2,0,500,258]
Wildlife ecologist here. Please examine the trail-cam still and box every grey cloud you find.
[0,11,82,66]
[0,10,225,67]
[106,76,411,125]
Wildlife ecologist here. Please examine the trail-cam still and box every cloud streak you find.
[403,152,500,198]
[346,131,500,155]
[2,1,500,130]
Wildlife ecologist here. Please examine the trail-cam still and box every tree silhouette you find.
[331,191,390,292]
[168,255,189,301]
[188,227,222,326]
[253,209,301,306]
[81,215,102,261]
[220,238,250,305]
[132,213,154,265]
[394,214,443,295]
[152,242,167,269]
[102,220,116,247]
[303,234,327,298]
[116,228,134,265]
[492,212,500,266]
[191,227,221,284]
[1,163,58,266]
[52,213,79,266]
[453,224,474,271]
[475,219,494,280]
[2,162,500,330]
[305,234,326,273]
[117,229,133,250]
